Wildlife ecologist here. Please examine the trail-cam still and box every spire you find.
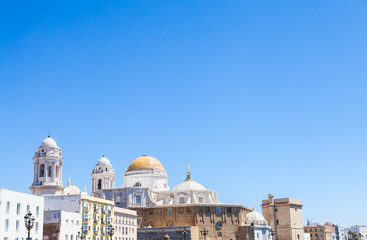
[48,130,50,138]
[186,164,192,181]
[84,185,87,194]
[67,178,71,187]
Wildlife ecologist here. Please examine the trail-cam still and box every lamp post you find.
[108,225,115,240]
[200,228,208,240]
[182,227,188,240]
[235,231,239,240]
[78,227,85,240]
[24,211,35,240]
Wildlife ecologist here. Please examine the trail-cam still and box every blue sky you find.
[1,0,367,227]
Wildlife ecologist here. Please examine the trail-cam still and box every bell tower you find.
[29,136,64,195]
[91,155,115,197]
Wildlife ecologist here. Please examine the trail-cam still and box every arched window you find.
[48,166,52,177]
[98,179,102,190]
[133,182,142,187]
[40,164,45,177]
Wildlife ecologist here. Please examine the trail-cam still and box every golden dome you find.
[126,155,166,173]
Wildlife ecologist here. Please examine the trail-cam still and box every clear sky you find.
[1,0,366,227]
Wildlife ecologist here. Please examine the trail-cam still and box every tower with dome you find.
[29,136,65,195]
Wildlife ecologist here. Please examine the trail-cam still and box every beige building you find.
[113,207,138,240]
[304,225,332,240]
[132,204,252,240]
[261,194,304,240]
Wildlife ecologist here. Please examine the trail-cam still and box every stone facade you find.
[132,204,251,240]
[304,225,332,240]
[138,226,199,240]
[30,136,64,195]
[261,194,304,240]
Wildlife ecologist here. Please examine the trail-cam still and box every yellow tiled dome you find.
[126,155,166,172]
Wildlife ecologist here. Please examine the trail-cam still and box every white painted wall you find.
[0,188,44,240]
[113,207,138,240]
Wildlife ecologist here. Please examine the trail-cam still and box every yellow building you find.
[304,225,332,240]
[81,194,115,240]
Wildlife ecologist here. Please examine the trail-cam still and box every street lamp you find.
[108,225,115,240]
[200,228,208,240]
[235,231,239,240]
[182,227,188,240]
[78,227,85,240]
[24,211,35,240]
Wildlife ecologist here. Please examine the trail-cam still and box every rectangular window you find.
[17,203,21,215]
[6,201,10,214]
[216,207,221,213]
[66,219,69,225]
[167,208,172,214]
[83,223,88,233]
[36,206,39,217]
[5,219,9,232]
[27,205,30,213]
[71,220,74,225]
[65,235,68,240]
[205,207,210,213]
[217,232,222,237]
[83,212,88,222]
[135,195,141,204]
[16,220,20,232]
[198,197,203,203]
[71,235,74,240]
[35,222,39,233]
[179,197,185,204]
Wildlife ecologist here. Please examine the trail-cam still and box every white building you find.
[304,233,311,240]
[43,210,81,240]
[350,225,367,239]
[0,188,44,240]
[113,207,138,240]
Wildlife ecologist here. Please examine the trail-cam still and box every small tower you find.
[91,155,115,196]
[29,136,64,195]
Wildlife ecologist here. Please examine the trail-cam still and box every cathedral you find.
[29,136,274,240]
[91,155,220,207]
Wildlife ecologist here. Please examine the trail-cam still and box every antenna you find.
[48,130,51,138]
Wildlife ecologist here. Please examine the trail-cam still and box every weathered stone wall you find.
[43,222,61,240]
[133,205,251,240]
[138,226,198,240]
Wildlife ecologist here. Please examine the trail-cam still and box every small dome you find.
[41,136,59,148]
[172,165,206,191]
[97,156,111,166]
[172,180,206,191]
[127,155,166,173]
[246,211,267,224]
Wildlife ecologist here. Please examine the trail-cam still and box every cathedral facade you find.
[91,155,220,208]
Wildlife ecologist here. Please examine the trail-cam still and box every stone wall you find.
[138,226,198,240]
[133,204,251,240]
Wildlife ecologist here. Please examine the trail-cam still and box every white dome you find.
[40,137,59,148]
[97,156,111,166]
[173,180,206,191]
[246,211,267,224]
